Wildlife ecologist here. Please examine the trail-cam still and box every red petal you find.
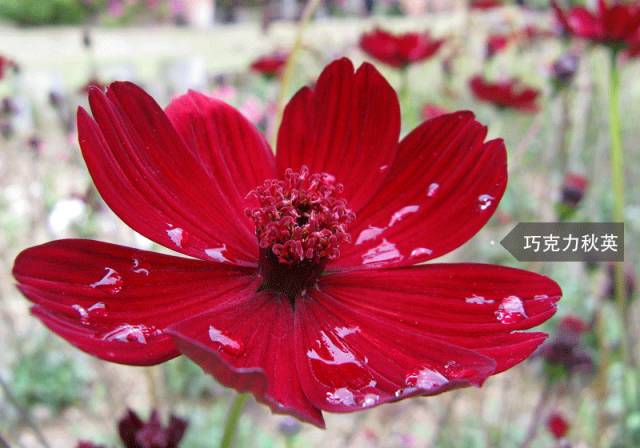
[13,239,257,366]
[294,286,496,413]
[78,82,262,265]
[568,7,602,39]
[167,292,325,427]
[331,112,506,270]
[276,58,400,212]
[311,263,560,384]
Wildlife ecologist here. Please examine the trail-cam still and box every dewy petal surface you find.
[332,112,506,270]
[78,82,267,266]
[167,292,325,427]
[13,239,257,365]
[298,263,559,407]
[276,58,400,212]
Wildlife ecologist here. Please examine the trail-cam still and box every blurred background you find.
[0,0,639,447]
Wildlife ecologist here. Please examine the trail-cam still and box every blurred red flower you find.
[469,75,540,112]
[470,0,502,10]
[250,52,288,78]
[0,55,16,80]
[13,58,561,428]
[421,103,448,121]
[552,0,640,47]
[360,28,444,68]
[560,172,588,208]
[486,34,510,58]
[119,409,188,448]
[627,31,640,57]
[546,411,570,439]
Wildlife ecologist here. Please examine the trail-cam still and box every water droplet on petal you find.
[72,304,89,324]
[87,301,107,318]
[362,239,403,265]
[90,267,123,295]
[495,295,528,324]
[326,387,355,406]
[405,368,449,390]
[101,324,159,344]
[334,326,360,337]
[208,325,244,356]
[427,183,440,197]
[443,360,481,380]
[394,387,418,398]
[131,258,150,276]
[477,194,495,211]
[465,294,495,305]
[166,226,188,248]
[378,165,389,173]
[355,226,385,245]
[360,393,380,407]
[205,244,230,263]
[388,205,420,227]
[534,294,549,300]
[410,247,433,258]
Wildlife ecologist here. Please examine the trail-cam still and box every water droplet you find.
[101,324,159,344]
[334,326,360,338]
[405,368,449,390]
[410,247,433,258]
[72,302,108,326]
[362,239,403,265]
[90,267,123,295]
[326,387,355,406]
[465,294,495,305]
[361,393,380,407]
[131,258,150,276]
[208,325,243,355]
[379,165,389,173]
[355,226,385,245]
[388,205,420,227]
[534,294,549,300]
[72,304,89,323]
[205,244,230,263]
[443,360,480,380]
[394,387,418,398]
[495,295,528,324]
[307,331,362,367]
[166,226,187,248]
[427,182,440,197]
[477,194,495,211]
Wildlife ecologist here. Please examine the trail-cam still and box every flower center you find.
[245,166,354,301]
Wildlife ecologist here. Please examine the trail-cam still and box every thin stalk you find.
[270,0,322,147]
[608,48,631,447]
[519,380,553,448]
[219,393,250,448]
[0,375,51,448]
[144,366,161,411]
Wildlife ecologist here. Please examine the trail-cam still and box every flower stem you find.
[608,47,631,447]
[219,393,250,448]
[608,50,627,356]
[270,0,322,147]
[519,380,553,448]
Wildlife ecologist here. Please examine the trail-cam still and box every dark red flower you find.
[76,442,105,448]
[250,52,288,78]
[469,75,540,112]
[360,28,444,68]
[547,411,570,439]
[552,0,640,48]
[560,172,588,207]
[541,315,592,375]
[602,262,636,303]
[119,409,188,448]
[13,58,561,428]
[470,0,502,10]
[421,103,448,121]
[627,30,640,57]
[551,52,580,86]
[486,34,510,58]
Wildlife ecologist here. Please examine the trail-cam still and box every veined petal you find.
[276,58,400,212]
[297,263,556,416]
[167,292,325,427]
[79,82,261,265]
[332,112,506,270]
[294,287,497,413]
[12,239,257,365]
